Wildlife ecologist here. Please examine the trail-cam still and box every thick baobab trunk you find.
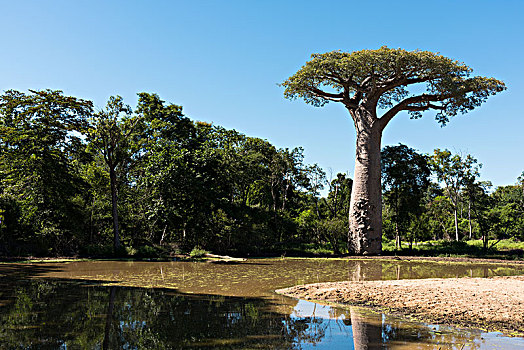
[348,113,383,255]
[350,260,383,281]
[350,306,382,349]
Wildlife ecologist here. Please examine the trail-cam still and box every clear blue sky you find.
[1,0,523,187]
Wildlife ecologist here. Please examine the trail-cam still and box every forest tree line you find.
[0,90,522,256]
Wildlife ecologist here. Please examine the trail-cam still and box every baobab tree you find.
[282,47,505,254]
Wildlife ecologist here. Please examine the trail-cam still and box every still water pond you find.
[0,258,523,349]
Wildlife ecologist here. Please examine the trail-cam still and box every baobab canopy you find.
[282,46,505,127]
[282,47,505,255]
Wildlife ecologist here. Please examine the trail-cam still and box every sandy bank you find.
[276,275,524,336]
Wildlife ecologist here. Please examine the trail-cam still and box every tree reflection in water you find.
[0,279,497,349]
[0,262,520,349]
[1,280,328,349]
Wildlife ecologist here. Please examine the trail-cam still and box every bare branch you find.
[310,86,344,101]
[427,103,446,110]
[360,76,373,89]
[403,102,447,113]
[378,93,450,129]
[380,76,437,92]
[322,72,345,85]
[342,86,361,109]
[405,105,430,112]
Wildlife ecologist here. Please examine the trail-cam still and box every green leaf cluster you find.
[282,47,505,125]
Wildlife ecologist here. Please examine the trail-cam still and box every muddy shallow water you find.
[0,258,523,349]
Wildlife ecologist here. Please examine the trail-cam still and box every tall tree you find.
[0,89,92,253]
[464,181,492,249]
[518,171,524,210]
[489,182,524,243]
[381,144,430,249]
[88,96,141,252]
[321,173,353,254]
[425,195,454,240]
[325,173,352,221]
[431,149,480,241]
[282,47,504,254]
[133,93,199,245]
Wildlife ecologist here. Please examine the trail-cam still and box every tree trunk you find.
[439,219,449,240]
[103,286,116,350]
[281,178,290,211]
[350,307,382,349]
[270,180,278,212]
[159,224,167,245]
[348,113,382,255]
[109,166,121,252]
[468,201,472,239]
[90,196,95,244]
[394,221,401,250]
[453,207,459,241]
[333,184,339,217]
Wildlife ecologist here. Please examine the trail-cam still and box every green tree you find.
[320,173,353,253]
[282,47,505,254]
[381,144,430,249]
[465,181,493,250]
[0,89,92,254]
[87,96,141,252]
[489,183,524,243]
[518,171,524,211]
[431,149,481,241]
[132,95,226,249]
[463,178,491,240]
[325,173,352,220]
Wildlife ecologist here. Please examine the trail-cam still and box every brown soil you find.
[276,275,524,336]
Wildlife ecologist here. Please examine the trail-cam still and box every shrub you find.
[136,245,158,258]
[189,246,208,258]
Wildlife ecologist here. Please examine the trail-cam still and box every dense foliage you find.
[381,145,524,251]
[0,90,522,257]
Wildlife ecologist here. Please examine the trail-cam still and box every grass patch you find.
[189,247,208,259]
[269,242,339,257]
[466,239,524,251]
[382,239,523,260]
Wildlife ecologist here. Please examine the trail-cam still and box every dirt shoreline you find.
[276,275,524,337]
[1,255,523,264]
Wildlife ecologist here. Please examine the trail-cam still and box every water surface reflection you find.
[0,259,522,349]
[5,258,521,297]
